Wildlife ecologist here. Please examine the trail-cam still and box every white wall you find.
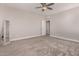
[50,7,79,41]
[0,6,44,41]
[41,20,46,35]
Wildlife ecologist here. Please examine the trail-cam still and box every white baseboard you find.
[10,35,41,42]
[10,34,79,43]
[50,35,79,43]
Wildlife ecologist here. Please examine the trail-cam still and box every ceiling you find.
[0,3,79,16]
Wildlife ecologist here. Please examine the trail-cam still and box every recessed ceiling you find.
[0,3,79,16]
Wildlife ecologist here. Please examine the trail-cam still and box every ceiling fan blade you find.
[47,7,53,10]
[47,3,54,6]
[41,3,46,7]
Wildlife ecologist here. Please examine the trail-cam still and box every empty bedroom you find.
[0,3,79,56]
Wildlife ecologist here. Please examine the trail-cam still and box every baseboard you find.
[10,35,41,42]
[50,35,79,43]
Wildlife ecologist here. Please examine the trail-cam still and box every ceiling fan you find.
[36,3,54,12]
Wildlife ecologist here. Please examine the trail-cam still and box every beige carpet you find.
[0,36,79,56]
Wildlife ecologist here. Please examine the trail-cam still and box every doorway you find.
[1,20,10,45]
[46,21,50,35]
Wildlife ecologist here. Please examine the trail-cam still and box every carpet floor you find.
[0,36,79,56]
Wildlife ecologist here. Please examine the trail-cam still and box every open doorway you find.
[1,20,10,45]
[41,20,50,36]
[46,21,50,36]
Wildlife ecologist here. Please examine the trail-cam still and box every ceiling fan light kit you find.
[36,3,54,12]
[42,7,47,10]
